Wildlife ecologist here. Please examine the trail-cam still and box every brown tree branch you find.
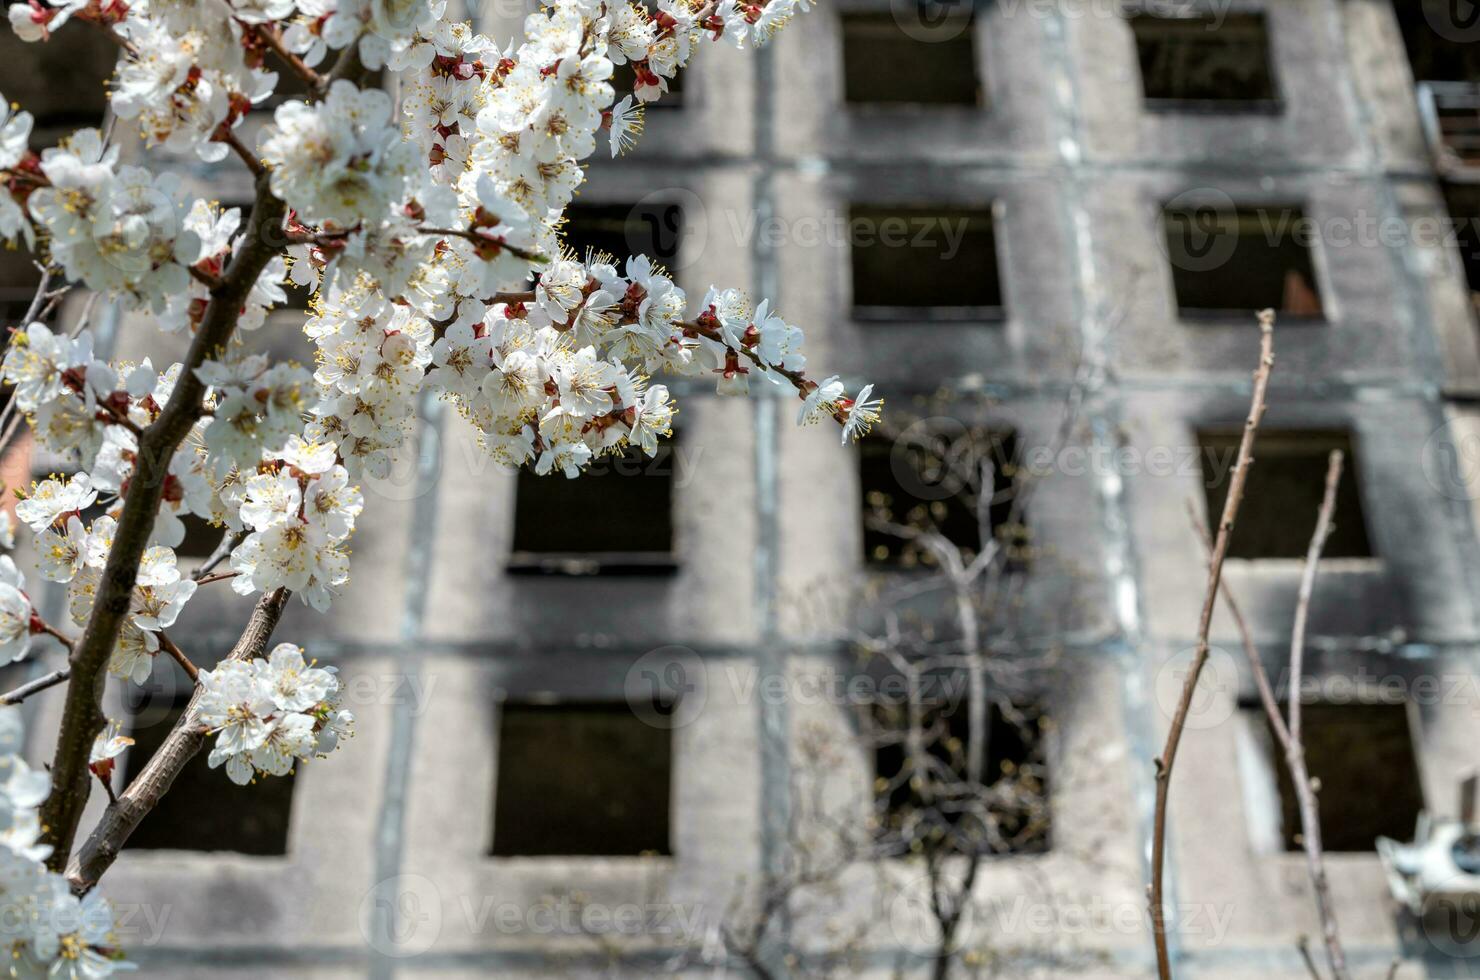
[1284,450,1349,980]
[0,667,69,706]
[156,632,199,684]
[39,170,288,870]
[66,588,291,894]
[1150,310,1275,980]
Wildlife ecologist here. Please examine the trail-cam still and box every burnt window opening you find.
[1131,11,1279,111]
[872,696,1051,855]
[124,682,296,854]
[560,201,682,270]
[0,250,49,326]
[490,701,673,856]
[1394,0,1480,84]
[1198,430,1373,560]
[859,427,1023,569]
[1163,204,1324,320]
[176,515,226,559]
[1442,181,1480,300]
[849,206,1003,318]
[508,441,678,575]
[0,28,112,141]
[1249,701,1425,852]
[840,10,981,106]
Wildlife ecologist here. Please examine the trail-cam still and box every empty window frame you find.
[840,10,981,106]
[490,701,673,856]
[1393,0,1480,84]
[1198,430,1373,560]
[0,249,46,327]
[1162,204,1324,319]
[1252,701,1424,852]
[124,687,296,854]
[561,201,683,268]
[0,28,113,140]
[859,427,1021,568]
[1442,180,1480,297]
[872,696,1051,854]
[508,443,678,575]
[1131,11,1279,111]
[849,205,1003,318]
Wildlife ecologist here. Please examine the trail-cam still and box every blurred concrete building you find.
[10,0,1480,977]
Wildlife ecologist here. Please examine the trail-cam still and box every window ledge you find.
[1143,98,1285,116]
[853,305,1007,324]
[506,552,680,577]
[1177,310,1326,326]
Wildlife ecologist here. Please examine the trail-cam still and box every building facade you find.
[6,0,1480,977]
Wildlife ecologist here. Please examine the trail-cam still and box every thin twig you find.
[246,23,323,94]
[192,530,246,582]
[219,129,265,179]
[1296,936,1323,980]
[0,667,70,706]
[156,632,199,684]
[1285,450,1349,980]
[1150,310,1275,980]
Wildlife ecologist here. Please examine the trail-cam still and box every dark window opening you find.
[509,442,677,575]
[490,701,672,856]
[1252,701,1424,852]
[872,696,1051,855]
[0,249,48,326]
[124,683,296,855]
[1394,0,1480,84]
[1131,12,1279,111]
[1442,181,1480,302]
[1163,204,1323,319]
[0,28,112,140]
[850,205,1002,318]
[840,11,981,106]
[1199,429,1373,560]
[561,201,682,269]
[177,515,225,559]
[860,427,1022,569]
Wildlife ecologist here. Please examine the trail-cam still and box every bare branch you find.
[1285,450,1349,980]
[0,668,70,706]
[1150,310,1275,980]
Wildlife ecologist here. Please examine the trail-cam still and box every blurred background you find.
[9,0,1480,976]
